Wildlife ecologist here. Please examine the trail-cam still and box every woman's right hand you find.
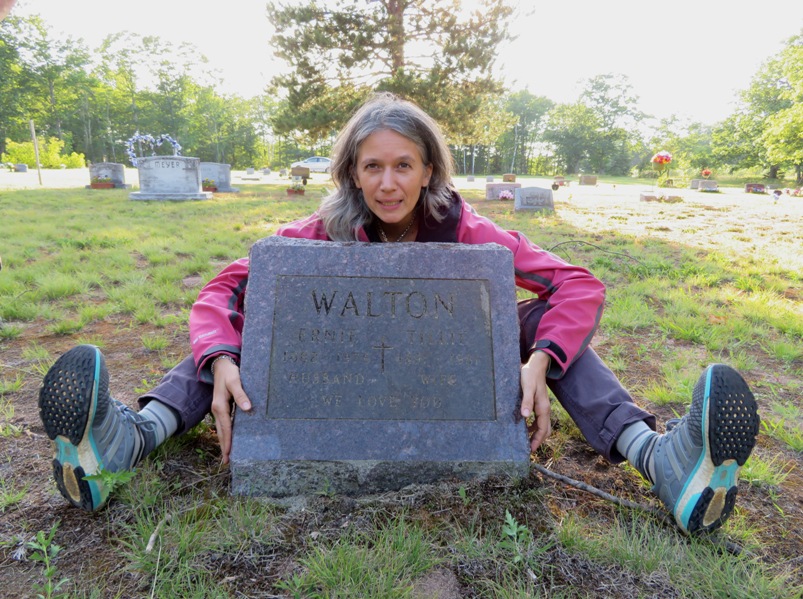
[209,357,252,464]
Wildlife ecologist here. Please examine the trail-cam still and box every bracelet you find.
[210,354,238,376]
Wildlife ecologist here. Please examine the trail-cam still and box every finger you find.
[520,374,536,419]
[211,389,233,464]
[530,411,552,451]
[529,393,552,451]
[227,378,252,412]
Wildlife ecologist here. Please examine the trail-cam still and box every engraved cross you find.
[372,339,393,373]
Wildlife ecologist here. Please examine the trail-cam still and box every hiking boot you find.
[650,364,759,534]
[38,345,156,511]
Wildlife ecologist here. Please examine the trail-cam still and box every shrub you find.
[1,137,85,168]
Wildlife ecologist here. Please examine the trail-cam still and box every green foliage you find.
[500,509,532,565]
[0,475,28,511]
[83,468,137,495]
[27,522,71,599]
[275,516,440,597]
[267,0,515,145]
[1,137,85,168]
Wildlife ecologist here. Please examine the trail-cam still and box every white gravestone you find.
[485,182,521,200]
[87,162,128,189]
[242,167,262,181]
[200,162,240,193]
[698,180,719,192]
[514,187,554,212]
[129,156,212,201]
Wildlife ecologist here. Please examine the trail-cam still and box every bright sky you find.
[11,0,803,125]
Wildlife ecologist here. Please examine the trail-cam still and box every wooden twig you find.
[531,462,672,525]
[530,462,746,556]
[145,514,172,554]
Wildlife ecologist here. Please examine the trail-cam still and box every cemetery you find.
[1,0,802,595]
[1,165,801,598]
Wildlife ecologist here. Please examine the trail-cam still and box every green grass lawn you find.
[0,183,801,597]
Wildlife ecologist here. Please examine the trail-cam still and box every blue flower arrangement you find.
[125,132,182,166]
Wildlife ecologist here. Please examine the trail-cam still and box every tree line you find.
[1,3,801,183]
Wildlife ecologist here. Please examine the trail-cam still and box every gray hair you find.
[319,93,455,241]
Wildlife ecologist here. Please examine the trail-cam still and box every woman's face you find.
[353,129,432,234]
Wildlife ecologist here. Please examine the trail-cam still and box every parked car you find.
[290,156,332,173]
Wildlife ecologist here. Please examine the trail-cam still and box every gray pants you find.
[140,299,655,462]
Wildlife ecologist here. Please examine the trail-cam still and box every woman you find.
[39,93,759,536]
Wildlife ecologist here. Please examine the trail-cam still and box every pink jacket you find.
[190,192,605,382]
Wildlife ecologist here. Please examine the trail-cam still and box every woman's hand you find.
[520,350,552,451]
[209,357,252,464]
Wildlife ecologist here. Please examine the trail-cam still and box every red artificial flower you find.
[701,168,712,177]
[651,151,672,165]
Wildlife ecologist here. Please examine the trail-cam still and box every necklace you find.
[378,206,418,242]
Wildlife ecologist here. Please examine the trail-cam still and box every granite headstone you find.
[129,156,212,201]
[514,187,554,212]
[578,175,597,185]
[231,237,530,497]
[200,162,240,193]
[485,182,521,200]
[87,162,128,189]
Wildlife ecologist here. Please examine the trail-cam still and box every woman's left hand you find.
[520,350,552,451]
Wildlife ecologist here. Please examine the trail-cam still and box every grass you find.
[0,181,801,597]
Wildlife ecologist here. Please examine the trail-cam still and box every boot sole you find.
[675,365,759,534]
[38,345,109,511]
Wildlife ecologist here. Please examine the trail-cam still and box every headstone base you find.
[232,459,528,498]
[129,192,213,201]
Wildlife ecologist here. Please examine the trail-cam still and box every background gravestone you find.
[87,162,128,189]
[129,156,212,201]
[200,162,240,193]
[231,237,530,497]
[698,180,719,192]
[578,175,597,185]
[514,186,554,212]
[242,167,262,181]
[485,182,521,200]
